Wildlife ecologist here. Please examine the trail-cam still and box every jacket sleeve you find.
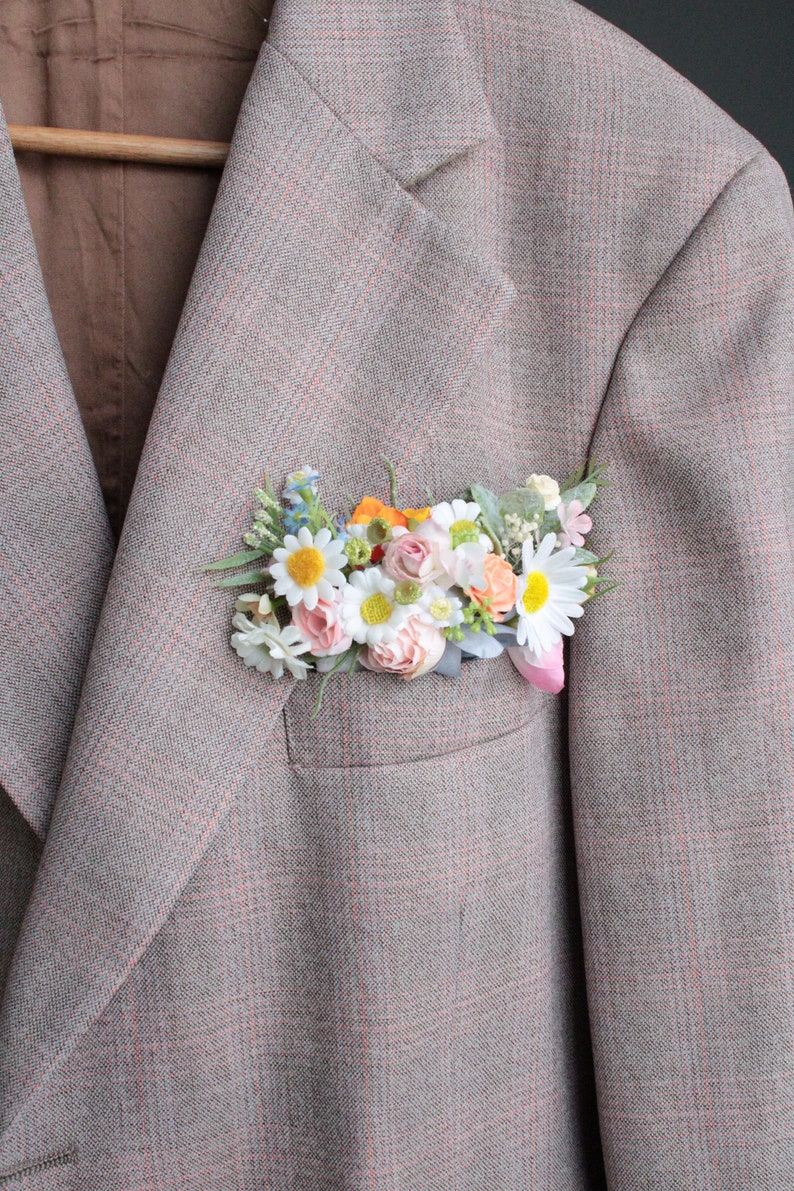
[568,148,794,1189]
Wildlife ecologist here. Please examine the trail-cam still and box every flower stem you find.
[382,456,399,507]
[311,644,361,719]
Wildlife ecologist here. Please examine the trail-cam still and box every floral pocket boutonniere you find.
[204,460,617,713]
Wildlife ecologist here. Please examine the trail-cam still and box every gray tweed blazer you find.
[0,0,792,1187]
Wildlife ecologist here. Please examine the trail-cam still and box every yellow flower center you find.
[286,546,326,588]
[522,571,549,614]
[429,597,452,621]
[449,518,480,549]
[360,592,393,625]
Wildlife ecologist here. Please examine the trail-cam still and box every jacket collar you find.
[267,0,497,188]
[0,11,514,1145]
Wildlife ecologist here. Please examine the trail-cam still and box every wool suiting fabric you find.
[0,0,792,1188]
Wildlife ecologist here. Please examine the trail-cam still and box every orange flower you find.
[402,506,431,524]
[350,497,408,529]
[466,553,518,621]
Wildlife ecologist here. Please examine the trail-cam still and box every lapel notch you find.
[267,0,497,187]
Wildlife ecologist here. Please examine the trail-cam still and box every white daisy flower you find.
[417,499,491,590]
[230,612,313,680]
[269,526,347,611]
[422,499,491,550]
[339,568,410,645]
[415,584,465,629]
[515,532,589,655]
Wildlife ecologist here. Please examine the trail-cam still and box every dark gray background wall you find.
[582,0,792,184]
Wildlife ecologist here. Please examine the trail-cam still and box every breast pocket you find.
[282,652,546,770]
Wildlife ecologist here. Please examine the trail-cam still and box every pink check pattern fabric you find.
[0,0,792,1188]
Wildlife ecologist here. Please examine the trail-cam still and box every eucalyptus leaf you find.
[434,641,463,677]
[557,481,597,511]
[572,547,599,565]
[458,627,505,659]
[203,548,267,572]
[469,483,505,553]
[539,510,561,537]
[499,487,545,523]
[212,569,269,589]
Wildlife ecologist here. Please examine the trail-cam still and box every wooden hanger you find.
[9,124,229,169]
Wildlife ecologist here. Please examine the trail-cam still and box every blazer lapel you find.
[0,11,515,1141]
[266,0,498,187]
[0,108,114,841]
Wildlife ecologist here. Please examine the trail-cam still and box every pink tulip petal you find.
[507,640,565,693]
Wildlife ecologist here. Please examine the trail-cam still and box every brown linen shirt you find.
[0,1,272,538]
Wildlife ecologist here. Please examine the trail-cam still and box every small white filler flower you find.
[230,613,313,680]
[269,526,347,611]
[515,532,589,654]
[415,585,465,629]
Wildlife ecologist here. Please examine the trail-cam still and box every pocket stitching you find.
[287,698,545,772]
[0,1147,76,1185]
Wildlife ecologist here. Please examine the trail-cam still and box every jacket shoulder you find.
[496,0,763,166]
[478,0,785,308]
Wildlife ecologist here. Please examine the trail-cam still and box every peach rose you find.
[382,531,444,585]
[361,617,446,680]
[466,553,518,621]
[291,592,352,657]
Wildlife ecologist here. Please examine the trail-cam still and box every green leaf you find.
[499,487,545,523]
[469,483,505,553]
[585,458,613,489]
[583,578,621,602]
[572,547,599,565]
[558,481,597,511]
[212,569,269,589]
[203,548,267,572]
[539,510,561,537]
[559,461,586,493]
[561,457,613,493]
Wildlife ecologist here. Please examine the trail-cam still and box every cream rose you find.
[525,473,560,510]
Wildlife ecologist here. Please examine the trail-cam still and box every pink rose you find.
[507,639,565,693]
[361,617,446,680]
[382,530,444,586]
[291,592,352,657]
